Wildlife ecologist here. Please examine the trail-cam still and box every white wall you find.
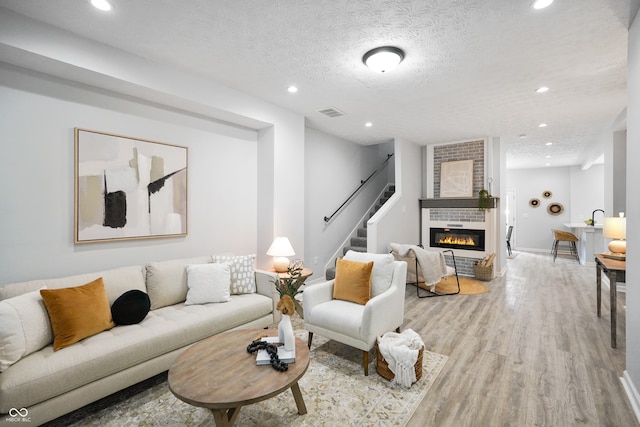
[0,9,306,272]
[569,164,605,223]
[506,167,572,251]
[304,128,393,275]
[0,66,259,284]
[368,138,422,253]
[623,6,640,414]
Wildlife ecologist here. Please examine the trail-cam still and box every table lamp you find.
[266,237,295,272]
[603,213,626,259]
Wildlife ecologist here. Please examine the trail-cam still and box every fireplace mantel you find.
[419,197,499,209]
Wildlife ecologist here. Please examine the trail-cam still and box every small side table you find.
[595,254,626,348]
[272,268,313,318]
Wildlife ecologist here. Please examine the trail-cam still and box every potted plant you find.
[272,265,305,317]
[478,189,492,210]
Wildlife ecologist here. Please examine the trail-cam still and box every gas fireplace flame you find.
[439,235,476,246]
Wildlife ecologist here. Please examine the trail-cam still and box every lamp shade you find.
[603,217,626,240]
[267,237,295,272]
[266,237,295,257]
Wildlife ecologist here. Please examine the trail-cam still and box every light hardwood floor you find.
[405,251,638,427]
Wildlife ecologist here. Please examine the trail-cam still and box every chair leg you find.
[506,241,512,256]
[363,350,369,376]
[307,332,313,349]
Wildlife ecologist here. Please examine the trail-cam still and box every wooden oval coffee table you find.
[168,329,310,427]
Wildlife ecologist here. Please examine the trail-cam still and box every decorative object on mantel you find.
[543,190,552,198]
[440,159,473,197]
[547,202,564,216]
[478,189,493,210]
[529,198,540,208]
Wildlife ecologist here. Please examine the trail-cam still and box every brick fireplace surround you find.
[421,140,498,276]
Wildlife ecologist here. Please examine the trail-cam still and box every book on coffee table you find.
[256,336,295,364]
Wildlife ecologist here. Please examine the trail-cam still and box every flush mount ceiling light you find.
[91,0,113,11]
[532,0,553,10]
[287,86,298,93]
[363,46,405,73]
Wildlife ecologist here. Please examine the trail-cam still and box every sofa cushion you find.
[333,258,373,305]
[185,263,231,305]
[212,254,256,294]
[111,290,151,325]
[145,256,212,309]
[0,290,53,372]
[40,278,115,351]
[0,293,273,413]
[343,251,395,297]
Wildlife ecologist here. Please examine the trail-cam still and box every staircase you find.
[325,184,395,280]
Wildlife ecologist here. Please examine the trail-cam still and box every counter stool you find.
[552,229,580,262]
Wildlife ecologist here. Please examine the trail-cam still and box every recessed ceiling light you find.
[91,0,113,11]
[545,163,552,166]
[545,142,553,146]
[532,0,553,10]
[363,46,405,73]
[519,134,527,138]
[365,122,373,127]
[539,123,548,128]
[535,86,549,93]
[545,155,552,158]
[287,86,298,93]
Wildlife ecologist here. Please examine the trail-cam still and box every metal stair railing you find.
[323,153,393,223]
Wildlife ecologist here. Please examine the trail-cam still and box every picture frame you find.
[440,159,474,197]
[74,128,188,243]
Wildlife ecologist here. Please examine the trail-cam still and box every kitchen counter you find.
[563,223,604,265]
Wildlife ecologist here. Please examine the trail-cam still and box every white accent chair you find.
[303,251,407,375]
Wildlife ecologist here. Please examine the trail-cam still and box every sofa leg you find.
[395,327,400,333]
[363,350,369,376]
[307,332,313,349]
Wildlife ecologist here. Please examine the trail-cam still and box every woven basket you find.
[474,262,494,281]
[375,341,424,382]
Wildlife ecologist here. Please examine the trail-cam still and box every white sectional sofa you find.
[0,255,280,426]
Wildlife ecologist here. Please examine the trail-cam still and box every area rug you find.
[58,331,447,427]
[418,276,489,295]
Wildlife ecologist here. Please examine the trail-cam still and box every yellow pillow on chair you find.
[333,258,373,305]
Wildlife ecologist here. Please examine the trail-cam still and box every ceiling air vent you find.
[317,107,345,118]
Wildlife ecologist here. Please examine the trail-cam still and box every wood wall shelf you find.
[420,197,499,209]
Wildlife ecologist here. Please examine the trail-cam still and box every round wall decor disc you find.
[543,191,552,198]
[547,202,564,215]
[529,198,540,208]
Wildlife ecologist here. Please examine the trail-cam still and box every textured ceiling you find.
[1,0,638,169]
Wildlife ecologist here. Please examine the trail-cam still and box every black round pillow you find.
[111,290,151,325]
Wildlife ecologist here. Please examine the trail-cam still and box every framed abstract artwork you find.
[74,128,188,243]
[440,159,474,197]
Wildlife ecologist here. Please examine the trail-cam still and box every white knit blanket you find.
[377,329,424,388]
[391,243,446,291]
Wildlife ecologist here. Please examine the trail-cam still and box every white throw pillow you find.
[343,251,395,297]
[146,256,212,309]
[212,254,256,294]
[0,290,53,372]
[185,263,231,305]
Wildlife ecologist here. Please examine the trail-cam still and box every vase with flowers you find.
[272,266,305,351]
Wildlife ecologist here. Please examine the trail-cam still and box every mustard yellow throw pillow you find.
[333,258,373,305]
[40,278,115,351]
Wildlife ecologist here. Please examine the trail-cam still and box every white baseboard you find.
[621,371,640,423]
